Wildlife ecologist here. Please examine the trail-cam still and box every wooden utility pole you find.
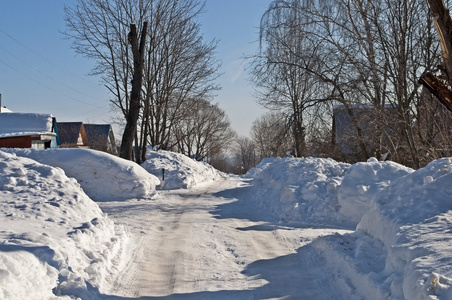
[419,0,452,112]
[119,22,148,161]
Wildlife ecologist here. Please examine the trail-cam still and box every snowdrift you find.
[245,157,351,226]
[0,150,126,299]
[338,157,413,224]
[312,158,452,299]
[357,158,452,299]
[141,149,226,190]
[4,148,160,201]
[247,156,452,298]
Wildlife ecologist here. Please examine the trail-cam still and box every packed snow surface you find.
[4,148,160,201]
[141,149,225,189]
[1,148,452,299]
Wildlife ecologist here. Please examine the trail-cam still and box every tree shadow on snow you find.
[238,242,349,300]
[210,178,352,231]
[210,178,281,225]
[100,290,255,300]
[99,241,347,300]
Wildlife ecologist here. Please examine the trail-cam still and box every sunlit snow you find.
[1,149,452,299]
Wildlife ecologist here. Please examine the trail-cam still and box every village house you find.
[57,122,89,148]
[332,104,398,162]
[0,112,60,149]
[83,124,118,155]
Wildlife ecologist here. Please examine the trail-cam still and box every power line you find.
[0,27,102,91]
[0,45,102,102]
[0,58,103,108]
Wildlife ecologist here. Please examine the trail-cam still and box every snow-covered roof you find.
[0,106,12,113]
[0,113,56,138]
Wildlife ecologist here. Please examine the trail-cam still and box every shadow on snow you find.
[98,242,346,300]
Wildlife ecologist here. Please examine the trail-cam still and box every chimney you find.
[0,94,2,113]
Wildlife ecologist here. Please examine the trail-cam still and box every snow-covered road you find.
[99,177,352,299]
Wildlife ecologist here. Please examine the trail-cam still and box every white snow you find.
[0,150,127,299]
[338,157,413,224]
[1,146,452,299]
[141,149,226,190]
[4,148,160,201]
[0,113,55,137]
[244,156,352,227]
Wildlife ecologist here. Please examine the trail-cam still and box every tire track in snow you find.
[100,177,352,299]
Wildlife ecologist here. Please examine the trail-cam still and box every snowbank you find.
[0,150,126,299]
[338,157,413,224]
[4,148,160,201]
[313,158,452,299]
[245,157,351,226]
[141,149,226,190]
[358,158,452,298]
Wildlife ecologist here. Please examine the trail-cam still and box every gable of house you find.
[57,122,89,148]
[84,124,118,155]
[332,104,398,159]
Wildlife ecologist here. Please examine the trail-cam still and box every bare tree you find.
[252,0,444,167]
[250,0,328,157]
[172,99,236,161]
[142,0,220,157]
[234,136,257,174]
[251,113,292,158]
[119,22,147,160]
[64,0,220,162]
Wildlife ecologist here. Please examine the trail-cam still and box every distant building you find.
[332,104,398,162]
[57,122,89,148]
[0,113,59,149]
[84,124,118,155]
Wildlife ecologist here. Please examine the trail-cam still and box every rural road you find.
[99,177,350,299]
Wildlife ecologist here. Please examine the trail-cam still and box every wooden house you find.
[0,113,60,149]
[57,122,89,148]
[84,124,118,155]
[332,104,398,162]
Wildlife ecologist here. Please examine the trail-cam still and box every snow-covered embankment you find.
[141,149,226,190]
[0,150,127,299]
[5,148,160,201]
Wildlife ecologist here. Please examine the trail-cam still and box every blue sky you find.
[0,0,271,137]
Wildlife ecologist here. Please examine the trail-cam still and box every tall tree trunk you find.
[120,22,148,161]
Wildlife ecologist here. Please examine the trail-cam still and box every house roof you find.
[0,106,12,113]
[0,113,56,138]
[57,122,88,146]
[84,124,111,145]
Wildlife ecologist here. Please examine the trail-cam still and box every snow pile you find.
[0,150,126,299]
[4,148,160,201]
[338,157,413,224]
[358,158,452,298]
[141,149,226,190]
[245,157,351,226]
[313,158,452,299]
